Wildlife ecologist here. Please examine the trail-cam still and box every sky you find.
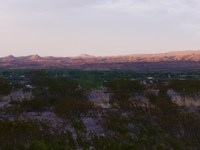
[0,0,200,57]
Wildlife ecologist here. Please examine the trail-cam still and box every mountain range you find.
[1,50,200,70]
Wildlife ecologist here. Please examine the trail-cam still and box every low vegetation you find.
[0,70,200,149]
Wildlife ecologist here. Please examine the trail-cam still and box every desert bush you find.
[0,120,77,150]
[107,79,145,110]
[18,98,49,112]
[0,77,12,95]
[0,120,49,149]
[48,77,85,99]
[71,119,90,149]
[170,80,200,97]
[54,97,94,118]
[107,79,145,98]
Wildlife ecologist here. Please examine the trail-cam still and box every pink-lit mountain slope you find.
[1,50,200,70]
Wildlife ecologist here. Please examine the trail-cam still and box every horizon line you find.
[1,49,200,58]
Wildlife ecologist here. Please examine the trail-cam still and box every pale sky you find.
[0,0,200,57]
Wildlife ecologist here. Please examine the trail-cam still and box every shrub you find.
[0,77,12,95]
[54,97,94,118]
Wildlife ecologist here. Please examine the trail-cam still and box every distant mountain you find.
[76,54,95,58]
[1,50,200,70]
[27,55,41,60]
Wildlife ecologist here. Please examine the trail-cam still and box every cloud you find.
[2,0,200,18]
[91,0,200,35]
[0,0,104,13]
[93,0,200,16]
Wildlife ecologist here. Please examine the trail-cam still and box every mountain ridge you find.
[1,50,200,70]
